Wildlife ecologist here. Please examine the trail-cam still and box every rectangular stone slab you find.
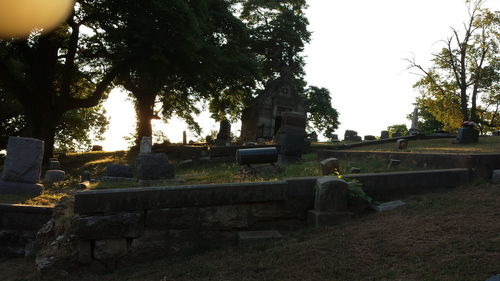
[1,137,44,183]
[75,181,288,214]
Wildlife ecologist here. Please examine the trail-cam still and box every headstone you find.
[91,145,103,151]
[409,107,420,136]
[106,164,134,178]
[370,200,405,212]
[491,169,500,184]
[380,131,389,139]
[81,170,91,182]
[397,139,408,150]
[307,177,352,227]
[0,137,44,196]
[215,120,231,145]
[139,136,152,154]
[137,153,174,180]
[364,135,376,141]
[49,160,60,170]
[453,127,479,144]
[44,170,65,183]
[331,134,339,141]
[182,131,187,145]
[320,158,340,176]
[344,130,358,141]
[275,112,306,159]
[350,167,361,173]
[205,135,213,145]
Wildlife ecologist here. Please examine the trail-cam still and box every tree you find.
[387,124,409,137]
[0,2,119,161]
[303,86,340,139]
[407,0,499,133]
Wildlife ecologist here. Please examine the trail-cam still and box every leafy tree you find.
[406,106,445,135]
[387,124,409,137]
[0,3,119,160]
[407,0,499,133]
[303,86,340,139]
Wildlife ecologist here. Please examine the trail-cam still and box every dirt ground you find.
[2,182,500,281]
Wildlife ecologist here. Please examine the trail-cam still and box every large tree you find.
[303,86,339,139]
[0,3,119,160]
[408,0,499,133]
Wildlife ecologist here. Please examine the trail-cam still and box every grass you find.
[343,136,500,153]
[3,182,500,281]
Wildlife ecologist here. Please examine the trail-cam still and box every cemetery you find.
[1,0,499,280]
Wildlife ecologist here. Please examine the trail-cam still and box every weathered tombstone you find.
[364,135,376,141]
[453,125,479,144]
[344,130,358,141]
[137,153,174,180]
[49,160,60,170]
[215,120,231,146]
[380,130,389,139]
[307,177,352,227]
[275,112,306,159]
[106,164,134,178]
[397,139,408,150]
[91,145,103,151]
[139,136,152,154]
[81,170,91,182]
[0,137,44,196]
[320,158,340,176]
[409,107,420,136]
[182,131,187,145]
[351,135,362,142]
[44,170,65,183]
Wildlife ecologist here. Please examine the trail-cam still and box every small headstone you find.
[215,120,231,145]
[491,170,500,184]
[137,153,174,180]
[106,164,133,178]
[81,170,91,182]
[397,139,408,150]
[91,145,103,151]
[49,160,60,170]
[370,200,405,212]
[275,112,306,158]
[182,131,187,145]
[314,177,349,212]
[380,131,389,139]
[44,170,65,183]
[453,127,479,144]
[344,130,361,141]
[350,167,361,174]
[320,158,340,176]
[364,135,376,141]
[387,159,401,169]
[238,230,282,244]
[139,136,152,154]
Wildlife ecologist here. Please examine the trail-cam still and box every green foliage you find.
[406,106,445,134]
[387,124,409,137]
[303,86,340,139]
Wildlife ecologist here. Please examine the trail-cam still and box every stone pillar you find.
[409,107,420,136]
[0,137,44,196]
[182,131,187,145]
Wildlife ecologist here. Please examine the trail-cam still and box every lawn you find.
[2,182,499,281]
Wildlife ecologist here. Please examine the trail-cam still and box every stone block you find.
[454,127,479,144]
[44,170,65,183]
[277,133,304,157]
[320,158,340,176]
[344,130,358,139]
[397,139,408,150]
[307,210,353,227]
[49,161,60,170]
[0,180,43,196]
[238,230,282,244]
[380,131,389,139]
[492,170,500,184]
[1,137,44,183]
[106,164,133,178]
[74,212,144,239]
[370,200,406,212]
[314,177,349,212]
[93,239,128,260]
[137,153,174,180]
[364,135,376,141]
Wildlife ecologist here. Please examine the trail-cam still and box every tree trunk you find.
[134,92,156,146]
[26,106,62,165]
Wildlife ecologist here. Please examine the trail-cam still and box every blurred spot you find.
[0,0,74,38]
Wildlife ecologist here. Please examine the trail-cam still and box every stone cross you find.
[139,136,152,154]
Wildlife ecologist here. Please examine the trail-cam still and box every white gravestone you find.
[139,136,152,154]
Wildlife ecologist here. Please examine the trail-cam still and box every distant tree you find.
[303,86,340,139]
[387,124,409,137]
[406,106,445,135]
[407,0,499,133]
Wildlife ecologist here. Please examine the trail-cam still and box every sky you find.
[97,0,500,151]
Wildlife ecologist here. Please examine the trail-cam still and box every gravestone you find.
[409,107,420,136]
[364,135,376,141]
[331,134,339,142]
[182,131,187,145]
[106,164,133,178]
[491,170,500,184]
[49,160,60,170]
[307,178,352,227]
[44,170,65,183]
[215,120,231,145]
[137,153,174,180]
[380,131,389,139]
[275,112,306,159]
[320,158,340,176]
[205,135,213,145]
[397,139,408,150]
[344,130,359,141]
[139,136,152,154]
[453,127,479,144]
[91,145,103,151]
[0,137,44,196]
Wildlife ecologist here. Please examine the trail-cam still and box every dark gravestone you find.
[453,127,479,144]
[380,131,389,139]
[344,130,358,141]
[236,147,278,165]
[106,164,134,178]
[0,137,44,196]
[91,145,103,151]
[182,131,187,145]
[137,153,174,180]
[364,135,376,141]
[215,120,231,145]
[275,112,306,158]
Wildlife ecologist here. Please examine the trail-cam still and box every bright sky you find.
[98,0,500,151]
